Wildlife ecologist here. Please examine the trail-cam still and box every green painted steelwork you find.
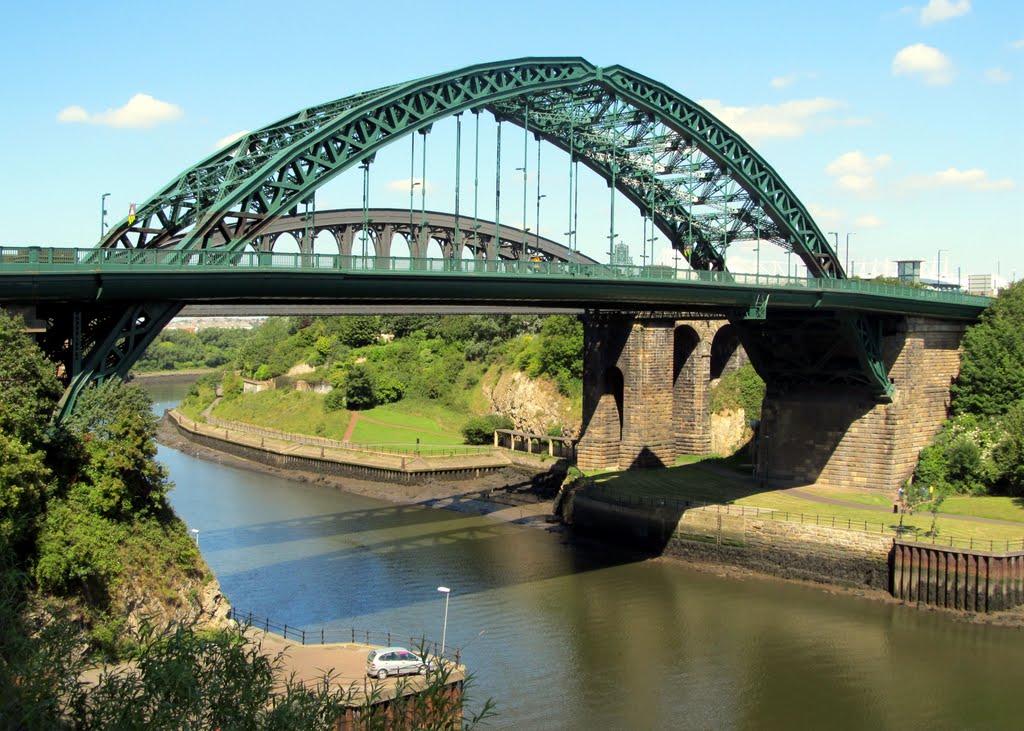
[0,247,990,318]
[99,58,843,278]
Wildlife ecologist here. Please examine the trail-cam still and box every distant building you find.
[896,260,923,285]
[967,273,996,297]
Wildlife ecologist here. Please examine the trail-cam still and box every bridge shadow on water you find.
[203,480,649,627]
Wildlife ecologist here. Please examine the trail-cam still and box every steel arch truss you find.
[101,57,842,278]
[39,302,182,419]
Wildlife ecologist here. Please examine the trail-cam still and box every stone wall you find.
[578,315,733,470]
[756,317,966,489]
[570,494,892,588]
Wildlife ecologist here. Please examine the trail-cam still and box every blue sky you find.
[1,0,1021,282]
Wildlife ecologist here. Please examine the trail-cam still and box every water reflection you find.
[147,382,1024,730]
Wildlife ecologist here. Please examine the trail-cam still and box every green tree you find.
[337,316,381,348]
[951,281,1024,416]
[0,312,63,446]
[344,366,376,410]
[462,414,514,445]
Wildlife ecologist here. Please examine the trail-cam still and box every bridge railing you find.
[0,246,991,307]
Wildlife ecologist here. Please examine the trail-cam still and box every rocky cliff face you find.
[711,408,752,456]
[111,558,232,637]
[482,368,581,437]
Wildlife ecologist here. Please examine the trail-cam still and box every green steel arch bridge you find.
[0,57,989,418]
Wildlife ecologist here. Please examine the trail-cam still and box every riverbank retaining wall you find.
[570,495,1024,611]
[167,409,508,484]
[892,541,1024,612]
[570,494,892,587]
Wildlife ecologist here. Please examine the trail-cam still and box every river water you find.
[147,382,1024,730]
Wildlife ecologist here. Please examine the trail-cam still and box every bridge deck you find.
[0,247,990,320]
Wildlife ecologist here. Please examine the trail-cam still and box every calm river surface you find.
[148,382,1024,730]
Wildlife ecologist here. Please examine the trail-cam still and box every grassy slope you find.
[210,391,467,445]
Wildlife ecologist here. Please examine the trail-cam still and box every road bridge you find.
[0,57,993,489]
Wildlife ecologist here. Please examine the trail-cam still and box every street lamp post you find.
[937,249,949,284]
[845,232,855,274]
[100,193,111,239]
[437,586,450,661]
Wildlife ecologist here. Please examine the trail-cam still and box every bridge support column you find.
[578,314,676,470]
[755,317,967,490]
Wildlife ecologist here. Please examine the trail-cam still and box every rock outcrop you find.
[482,368,581,437]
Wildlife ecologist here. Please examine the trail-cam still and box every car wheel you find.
[377,669,388,680]
[419,664,427,675]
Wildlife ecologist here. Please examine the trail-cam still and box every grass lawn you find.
[350,413,463,445]
[211,390,351,441]
[585,463,1024,544]
[802,486,1024,523]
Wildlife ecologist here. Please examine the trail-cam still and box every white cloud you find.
[855,214,883,228]
[904,167,1015,191]
[984,67,1011,84]
[56,93,184,128]
[56,105,89,123]
[1012,39,1024,50]
[215,129,250,150]
[770,74,797,89]
[808,204,844,231]
[825,151,891,193]
[387,177,434,192]
[892,43,954,85]
[697,97,845,141]
[919,0,970,25]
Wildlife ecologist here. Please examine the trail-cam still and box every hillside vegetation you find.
[914,282,1024,496]
[198,314,583,440]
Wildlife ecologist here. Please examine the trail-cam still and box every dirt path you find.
[342,412,360,442]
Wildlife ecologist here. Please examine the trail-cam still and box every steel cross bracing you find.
[100,57,842,278]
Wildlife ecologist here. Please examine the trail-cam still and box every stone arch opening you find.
[673,324,710,455]
[710,324,744,380]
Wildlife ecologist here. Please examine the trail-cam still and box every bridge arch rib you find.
[102,57,842,278]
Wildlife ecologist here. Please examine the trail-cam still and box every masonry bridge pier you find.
[576,311,967,489]
[0,57,989,492]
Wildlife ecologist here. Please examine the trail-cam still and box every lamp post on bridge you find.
[100,192,111,240]
[845,232,855,274]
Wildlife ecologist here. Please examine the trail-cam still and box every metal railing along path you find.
[0,246,991,309]
[203,412,490,457]
[227,608,462,663]
[585,486,1024,552]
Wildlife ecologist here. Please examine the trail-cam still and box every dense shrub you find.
[710,363,765,420]
[461,415,514,445]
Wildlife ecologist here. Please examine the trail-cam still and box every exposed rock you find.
[482,368,581,437]
[711,408,751,456]
[111,563,232,636]
[286,363,315,376]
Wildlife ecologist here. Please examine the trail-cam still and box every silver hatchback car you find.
[366,647,431,679]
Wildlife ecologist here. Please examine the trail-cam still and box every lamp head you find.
[437,586,450,594]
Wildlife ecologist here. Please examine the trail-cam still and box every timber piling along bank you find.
[892,541,1024,612]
